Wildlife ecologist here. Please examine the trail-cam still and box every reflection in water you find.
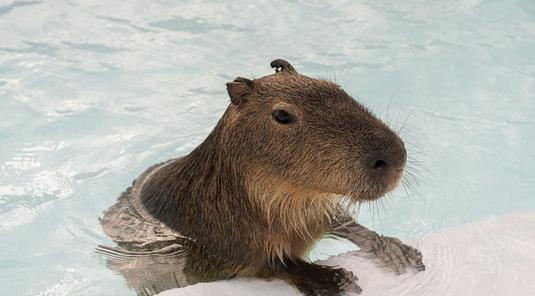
[97,243,189,295]
[98,161,238,295]
[98,160,193,295]
[98,162,193,295]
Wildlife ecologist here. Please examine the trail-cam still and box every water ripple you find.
[148,15,245,33]
[62,41,129,53]
[0,0,41,16]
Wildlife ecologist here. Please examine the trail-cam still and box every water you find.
[1,0,534,295]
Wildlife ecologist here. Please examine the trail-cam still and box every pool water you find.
[1,0,534,295]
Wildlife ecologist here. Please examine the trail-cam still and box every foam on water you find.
[1,0,534,295]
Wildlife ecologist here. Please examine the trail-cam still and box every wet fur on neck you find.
[246,174,340,263]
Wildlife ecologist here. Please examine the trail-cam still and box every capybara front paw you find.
[294,267,361,296]
[364,236,425,274]
[336,268,362,295]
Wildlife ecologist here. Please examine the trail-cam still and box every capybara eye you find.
[272,109,296,124]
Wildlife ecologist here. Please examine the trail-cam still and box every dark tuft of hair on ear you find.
[226,77,254,105]
[270,59,298,74]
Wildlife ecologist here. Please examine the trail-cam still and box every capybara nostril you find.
[372,159,387,170]
[366,155,390,173]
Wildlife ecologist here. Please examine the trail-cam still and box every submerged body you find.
[100,59,425,296]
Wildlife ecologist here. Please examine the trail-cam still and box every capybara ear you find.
[226,77,253,105]
[270,59,298,74]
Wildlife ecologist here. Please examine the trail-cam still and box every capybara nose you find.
[365,146,407,174]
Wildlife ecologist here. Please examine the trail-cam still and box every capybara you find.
[100,59,425,296]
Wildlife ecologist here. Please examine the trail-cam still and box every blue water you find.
[1,0,534,295]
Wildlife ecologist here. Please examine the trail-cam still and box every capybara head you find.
[223,59,406,203]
